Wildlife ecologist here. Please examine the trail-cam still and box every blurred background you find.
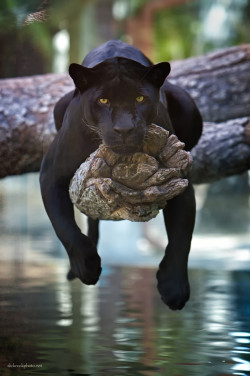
[0,1,250,375]
[1,0,250,267]
[1,0,250,77]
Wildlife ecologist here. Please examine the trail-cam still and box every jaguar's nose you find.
[113,123,135,139]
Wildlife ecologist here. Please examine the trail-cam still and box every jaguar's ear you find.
[69,63,92,92]
[145,62,171,88]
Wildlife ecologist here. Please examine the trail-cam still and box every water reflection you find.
[0,263,250,375]
[0,174,250,375]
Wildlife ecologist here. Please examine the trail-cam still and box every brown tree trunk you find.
[190,117,250,183]
[0,73,73,177]
[126,0,191,60]
[0,44,250,183]
[169,44,250,122]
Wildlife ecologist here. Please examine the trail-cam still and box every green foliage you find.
[154,0,250,61]
[1,0,250,77]
[0,0,43,27]
[154,1,201,61]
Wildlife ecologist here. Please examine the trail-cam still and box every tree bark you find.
[169,44,250,122]
[190,117,250,184]
[0,73,73,177]
[0,44,250,183]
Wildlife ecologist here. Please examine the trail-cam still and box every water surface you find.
[0,261,250,376]
[0,174,250,375]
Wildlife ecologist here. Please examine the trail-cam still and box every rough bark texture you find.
[69,124,191,221]
[0,44,250,183]
[169,44,250,123]
[0,74,72,178]
[190,117,250,183]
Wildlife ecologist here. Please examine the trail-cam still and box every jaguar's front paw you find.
[67,238,102,285]
[156,269,190,310]
[69,252,102,285]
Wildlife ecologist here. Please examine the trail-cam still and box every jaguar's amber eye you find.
[136,96,144,103]
[99,98,109,105]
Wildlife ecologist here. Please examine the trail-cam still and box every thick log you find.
[190,117,250,183]
[169,44,250,123]
[0,44,250,182]
[0,74,73,177]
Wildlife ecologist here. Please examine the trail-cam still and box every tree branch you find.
[0,44,250,183]
[169,44,250,122]
[190,117,250,183]
[0,73,73,177]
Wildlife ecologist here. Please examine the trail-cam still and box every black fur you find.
[40,40,202,310]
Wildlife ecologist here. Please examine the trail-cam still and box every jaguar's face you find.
[69,57,170,154]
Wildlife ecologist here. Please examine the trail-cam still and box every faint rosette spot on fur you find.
[69,123,191,222]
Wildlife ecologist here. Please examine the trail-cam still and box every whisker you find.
[81,118,101,137]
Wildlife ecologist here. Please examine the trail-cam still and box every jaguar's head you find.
[69,57,170,154]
